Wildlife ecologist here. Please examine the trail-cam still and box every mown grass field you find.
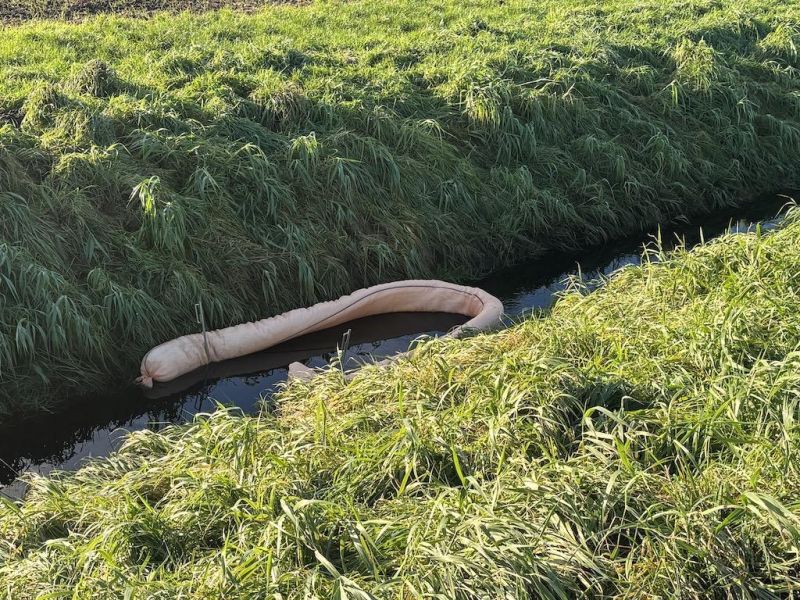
[2,207,799,597]
[1,0,799,417]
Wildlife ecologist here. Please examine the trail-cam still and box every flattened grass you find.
[2,208,800,598]
[1,0,800,416]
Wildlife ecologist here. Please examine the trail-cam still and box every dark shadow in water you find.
[479,191,796,317]
[1,191,796,498]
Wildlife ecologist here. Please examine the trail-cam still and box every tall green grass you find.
[1,0,800,416]
[2,207,800,598]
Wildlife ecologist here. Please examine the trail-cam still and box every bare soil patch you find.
[0,0,303,23]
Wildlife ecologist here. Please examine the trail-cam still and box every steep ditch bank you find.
[1,191,793,499]
[2,0,800,417]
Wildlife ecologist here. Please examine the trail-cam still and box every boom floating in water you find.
[136,280,504,388]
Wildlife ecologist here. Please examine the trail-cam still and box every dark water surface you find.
[482,193,794,317]
[1,192,795,498]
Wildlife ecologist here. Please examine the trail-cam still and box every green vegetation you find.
[3,207,800,597]
[2,0,800,416]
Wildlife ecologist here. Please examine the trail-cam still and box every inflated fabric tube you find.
[141,312,468,399]
[137,280,504,388]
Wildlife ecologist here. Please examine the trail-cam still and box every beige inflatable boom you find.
[137,280,504,388]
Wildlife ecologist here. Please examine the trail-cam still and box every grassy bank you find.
[2,208,800,597]
[2,0,800,416]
